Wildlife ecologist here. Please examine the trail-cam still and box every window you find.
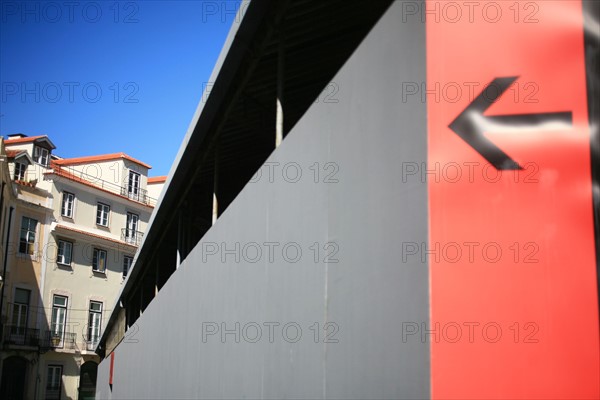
[96,202,110,227]
[46,365,63,400]
[14,162,26,181]
[56,240,73,266]
[125,212,139,243]
[11,288,31,335]
[51,295,67,346]
[33,145,49,167]
[127,170,141,199]
[19,216,37,255]
[61,192,74,218]
[92,248,107,273]
[123,255,133,278]
[88,301,102,349]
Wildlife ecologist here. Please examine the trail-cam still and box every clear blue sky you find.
[0,0,242,176]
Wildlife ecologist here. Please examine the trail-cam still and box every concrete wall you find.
[97,3,429,399]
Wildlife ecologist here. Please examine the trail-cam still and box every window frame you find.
[19,216,37,255]
[11,288,31,334]
[14,162,26,181]
[56,239,73,266]
[127,170,141,198]
[61,191,75,219]
[125,212,139,237]
[123,255,133,278]
[51,295,68,347]
[88,301,103,348]
[92,248,107,273]
[46,364,63,400]
[33,145,50,167]
[96,202,110,227]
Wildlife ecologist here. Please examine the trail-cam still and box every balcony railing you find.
[2,325,40,347]
[51,164,157,206]
[122,228,144,246]
[41,331,78,350]
[120,185,149,204]
[84,337,101,351]
[1,325,78,351]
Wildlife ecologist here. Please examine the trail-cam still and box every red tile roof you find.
[4,135,46,144]
[54,153,151,169]
[5,135,56,149]
[5,149,32,161]
[148,176,167,184]
[14,180,36,188]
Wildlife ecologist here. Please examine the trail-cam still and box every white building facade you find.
[0,134,164,400]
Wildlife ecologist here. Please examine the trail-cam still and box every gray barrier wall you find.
[97,3,429,398]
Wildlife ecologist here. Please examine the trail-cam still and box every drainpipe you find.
[0,206,14,342]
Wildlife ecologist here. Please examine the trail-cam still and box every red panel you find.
[109,351,115,386]
[426,1,599,398]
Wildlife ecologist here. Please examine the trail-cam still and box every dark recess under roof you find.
[103,0,394,348]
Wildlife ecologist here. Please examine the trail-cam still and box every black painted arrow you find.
[448,76,573,170]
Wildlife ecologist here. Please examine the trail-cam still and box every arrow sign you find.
[448,76,573,170]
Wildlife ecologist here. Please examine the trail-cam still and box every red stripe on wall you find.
[426,0,599,398]
[109,351,115,386]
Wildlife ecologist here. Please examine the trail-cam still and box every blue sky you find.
[0,0,242,176]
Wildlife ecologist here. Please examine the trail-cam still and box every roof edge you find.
[54,152,152,169]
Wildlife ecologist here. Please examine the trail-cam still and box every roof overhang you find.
[54,153,151,170]
[4,135,57,149]
[98,0,393,353]
[8,150,34,164]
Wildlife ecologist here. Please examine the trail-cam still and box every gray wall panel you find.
[96,354,112,400]
[97,2,429,398]
[323,3,429,399]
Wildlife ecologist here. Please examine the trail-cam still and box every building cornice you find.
[53,224,138,249]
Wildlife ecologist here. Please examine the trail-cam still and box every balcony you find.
[49,164,157,207]
[2,325,40,348]
[83,336,101,351]
[122,228,144,246]
[120,186,149,205]
[41,331,78,351]
[1,325,79,351]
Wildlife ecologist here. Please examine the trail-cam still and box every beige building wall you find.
[0,135,164,400]
[0,141,53,400]
[55,159,150,194]
[36,160,156,399]
[50,167,152,240]
[147,180,166,201]
[5,139,55,193]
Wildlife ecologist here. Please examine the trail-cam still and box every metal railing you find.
[41,331,78,350]
[120,185,149,205]
[2,325,40,347]
[121,228,144,246]
[52,164,157,206]
[84,337,100,351]
[1,325,79,351]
